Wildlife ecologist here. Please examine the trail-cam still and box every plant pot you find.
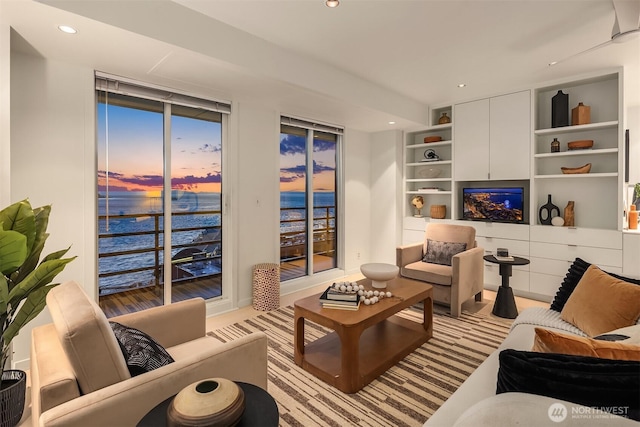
[1,370,26,427]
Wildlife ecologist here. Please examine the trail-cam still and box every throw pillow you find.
[110,321,175,377]
[594,325,640,345]
[422,239,467,266]
[561,265,640,336]
[532,327,640,361]
[497,349,640,421]
[550,258,640,312]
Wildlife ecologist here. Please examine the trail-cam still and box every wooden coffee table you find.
[294,277,433,393]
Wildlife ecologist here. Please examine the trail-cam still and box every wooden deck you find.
[99,275,222,318]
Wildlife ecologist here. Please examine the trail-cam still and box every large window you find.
[279,117,341,280]
[96,75,229,316]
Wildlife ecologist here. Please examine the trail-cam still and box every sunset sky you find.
[97,102,336,195]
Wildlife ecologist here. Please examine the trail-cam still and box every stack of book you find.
[319,286,361,311]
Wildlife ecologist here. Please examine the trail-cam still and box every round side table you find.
[137,382,279,427]
[483,255,530,319]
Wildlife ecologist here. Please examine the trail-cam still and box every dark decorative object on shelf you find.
[1,370,27,427]
[438,112,451,124]
[564,201,575,227]
[539,194,560,225]
[551,90,569,128]
[551,138,560,153]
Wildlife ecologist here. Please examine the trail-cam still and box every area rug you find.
[207,304,513,427]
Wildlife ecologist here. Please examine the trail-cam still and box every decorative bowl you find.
[567,139,593,150]
[417,167,442,178]
[561,163,591,174]
[423,136,442,143]
[360,263,399,289]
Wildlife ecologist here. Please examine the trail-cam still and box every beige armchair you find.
[30,281,268,427]
[396,223,484,317]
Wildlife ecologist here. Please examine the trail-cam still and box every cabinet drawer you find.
[530,272,563,298]
[530,226,622,249]
[529,242,622,268]
[477,237,529,256]
[471,221,530,240]
[403,216,428,232]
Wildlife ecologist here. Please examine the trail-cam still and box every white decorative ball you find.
[372,296,378,303]
[346,285,353,292]
[367,291,374,298]
[551,216,564,226]
[358,289,364,296]
[386,292,392,298]
[360,295,365,301]
[340,285,346,292]
[373,290,379,296]
[351,282,358,288]
[358,284,364,291]
[364,299,371,305]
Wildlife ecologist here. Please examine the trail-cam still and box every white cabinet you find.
[454,91,530,181]
[623,232,640,278]
[529,226,623,300]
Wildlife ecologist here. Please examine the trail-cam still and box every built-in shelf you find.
[407,140,452,150]
[407,190,452,195]
[534,148,618,158]
[407,160,452,166]
[534,172,618,179]
[534,121,618,135]
[407,178,451,182]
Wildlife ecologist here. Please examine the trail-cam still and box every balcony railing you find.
[97,205,337,295]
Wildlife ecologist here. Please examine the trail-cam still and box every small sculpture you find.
[564,201,575,227]
[539,194,560,225]
[411,195,424,217]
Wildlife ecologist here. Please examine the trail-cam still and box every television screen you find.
[463,187,524,223]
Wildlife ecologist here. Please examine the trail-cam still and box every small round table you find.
[136,382,279,427]
[483,255,530,319]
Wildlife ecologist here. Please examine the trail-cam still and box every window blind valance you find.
[280,115,344,136]
[95,72,231,114]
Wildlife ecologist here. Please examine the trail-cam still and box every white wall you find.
[0,8,9,207]
[10,52,96,369]
[369,130,403,264]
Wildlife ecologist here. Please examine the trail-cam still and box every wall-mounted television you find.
[462,187,524,223]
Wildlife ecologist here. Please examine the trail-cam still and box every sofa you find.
[425,260,640,427]
[30,281,268,427]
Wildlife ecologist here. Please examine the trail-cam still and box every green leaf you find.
[2,285,55,346]
[0,200,36,253]
[0,275,8,314]
[7,257,76,307]
[0,228,28,276]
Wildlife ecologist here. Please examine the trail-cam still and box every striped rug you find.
[207,304,513,427]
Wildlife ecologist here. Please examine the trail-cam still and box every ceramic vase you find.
[564,201,575,227]
[538,194,560,225]
[438,112,451,124]
[551,90,569,128]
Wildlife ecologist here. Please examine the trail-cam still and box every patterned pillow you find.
[422,239,467,266]
[110,322,175,377]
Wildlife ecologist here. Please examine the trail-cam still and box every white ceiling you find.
[4,0,640,132]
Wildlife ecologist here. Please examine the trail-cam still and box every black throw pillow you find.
[110,321,175,377]
[550,258,640,312]
[422,239,467,266]
[497,349,640,421]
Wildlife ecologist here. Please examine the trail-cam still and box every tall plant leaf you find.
[0,200,36,253]
[7,257,75,307]
[0,275,8,315]
[13,206,51,284]
[0,228,28,276]
[2,285,55,346]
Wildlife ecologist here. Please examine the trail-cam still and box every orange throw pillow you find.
[532,327,640,361]
[561,265,640,336]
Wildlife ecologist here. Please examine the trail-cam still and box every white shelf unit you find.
[532,70,623,231]
[403,115,454,226]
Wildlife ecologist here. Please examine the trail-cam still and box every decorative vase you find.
[629,205,638,230]
[438,112,451,125]
[550,138,560,153]
[564,201,575,227]
[551,90,569,128]
[538,194,560,225]
[0,370,27,427]
[167,378,245,427]
[571,102,591,125]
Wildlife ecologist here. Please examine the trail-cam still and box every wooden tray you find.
[423,136,442,143]
[567,139,593,150]
[561,163,591,174]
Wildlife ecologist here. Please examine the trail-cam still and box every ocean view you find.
[98,191,335,294]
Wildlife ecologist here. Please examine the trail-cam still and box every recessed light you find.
[58,25,77,34]
[457,83,466,88]
[388,121,396,125]
[548,61,558,67]
[326,0,340,7]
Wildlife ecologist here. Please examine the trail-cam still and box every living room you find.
[1,1,639,426]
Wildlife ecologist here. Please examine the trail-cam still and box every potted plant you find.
[0,200,75,427]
